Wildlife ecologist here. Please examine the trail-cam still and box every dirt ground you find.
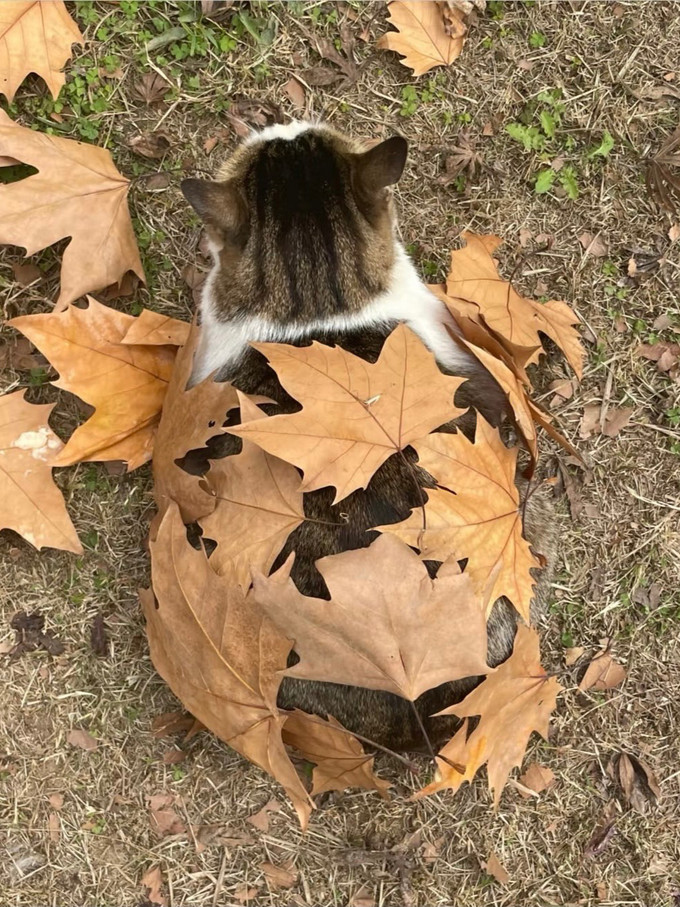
[1,1,680,905]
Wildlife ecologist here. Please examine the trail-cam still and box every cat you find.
[180,121,556,751]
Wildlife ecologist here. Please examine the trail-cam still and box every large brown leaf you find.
[10,299,176,470]
[282,710,391,798]
[152,326,238,523]
[143,502,312,827]
[121,309,191,348]
[0,111,144,309]
[253,533,489,701]
[229,324,464,504]
[446,233,583,379]
[377,1,465,76]
[0,1,83,102]
[377,416,540,621]
[200,392,304,589]
[414,625,562,805]
[0,389,81,553]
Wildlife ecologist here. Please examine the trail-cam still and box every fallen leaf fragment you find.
[578,232,608,258]
[0,1,84,102]
[484,851,509,884]
[151,711,196,738]
[616,753,660,813]
[234,885,260,903]
[0,390,81,553]
[246,798,281,832]
[10,299,175,470]
[229,324,464,503]
[47,811,60,843]
[8,609,65,661]
[378,416,540,621]
[121,309,191,348]
[564,645,585,666]
[584,803,617,858]
[148,793,186,838]
[283,76,306,111]
[144,503,312,827]
[446,233,584,378]
[259,860,298,890]
[141,865,167,907]
[254,533,489,701]
[602,406,634,438]
[200,392,304,589]
[415,625,562,805]
[67,728,98,752]
[518,762,555,796]
[282,710,391,798]
[0,111,144,309]
[48,793,64,810]
[578,646,626,692]
[377,0,466,76]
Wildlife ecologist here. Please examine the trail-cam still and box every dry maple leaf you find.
[0,389,81,554]
[0,1,83,102]
[446,233,583,379]
[415,625,562,805]
[121,308,191,348]
[143,502,312,828]
[228,324,464,504]
[10,299,176,470]
[253,532,489,701]
[200,392,305,589]
[377,0,466,76]
[377,416,541,621]
[152,325,239,523]
[578,644,626,692]
[282,709,391,798]
[0,111,144,309]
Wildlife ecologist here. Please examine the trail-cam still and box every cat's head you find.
[181,121,407,324]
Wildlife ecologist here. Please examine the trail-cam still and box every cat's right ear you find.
[181,179,247,239]
[353,135,408,196]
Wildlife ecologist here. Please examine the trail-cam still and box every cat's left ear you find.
[181,178,247,239]
[352,135,408,195]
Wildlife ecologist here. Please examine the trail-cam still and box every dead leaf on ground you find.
[132,71,171,105]
[48,793,64,810]
[246,798,281,832]
[11,299,177,470]
[518,762,555,796]
[283,710,391,798]
[377,1,466,76]
[258,860,298,890]
[579,645,626,692]
[637,341,679,376]
[128,131,172,160]
[229,324,464,504]
[0,1,84,102]
[414,625,562,805]
[565,645,585,666]
[438,131,484,182]
[0,335,45,371]
[144,504,313,827]
[141,865,167,907]
[0,391,81,554]
[254,533,489,702]
[579,403,601,440]
[602,406,634,438]
[616,753,661,813]
[148,793,186,838]
[584,803,617,858]
[151,710,197,738]
[0,111,144,309]
[90,611,108,657]
[234,885,260,903]
[378,416,540,622]
[579,232,608,258]
[283,77,306,112]
[484,851,509,884]
[349,886,376,907]
[201,392,305,589]
[67,728,98,752]
[121,309,191,348]
[7,609,65,662]
[12,262,42,287]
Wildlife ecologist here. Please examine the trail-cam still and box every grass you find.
[1,1,680,905]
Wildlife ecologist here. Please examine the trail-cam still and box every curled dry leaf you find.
[143,503,312,827]
[200,392,304,589]
[67,728,98,751]
[228,324,464,504]
[10,299,177,470]
[377,416,541,622]
[0,390,81,554]
[282,709,391,798]
[0,111,144,309]
[414,625,562,805]
[616,753,661,813]
[253,533,489,702]
[152,325,239,523]
[0,1,83,102]
[446,233,584,379]
[578,645,626,692]
[377,0,466,76]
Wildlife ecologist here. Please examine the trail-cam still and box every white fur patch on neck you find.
[191,244,475,385]
[245,120,315,145]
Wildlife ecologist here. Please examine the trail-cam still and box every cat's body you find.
[181,122,556,751]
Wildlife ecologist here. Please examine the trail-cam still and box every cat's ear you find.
[353,135,408,195]
[181,178,247,238]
